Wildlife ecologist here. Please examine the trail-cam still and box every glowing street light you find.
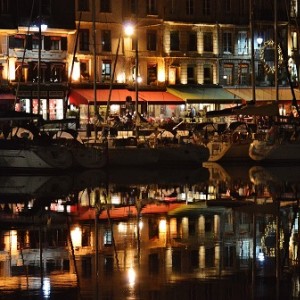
[124,22,139,135]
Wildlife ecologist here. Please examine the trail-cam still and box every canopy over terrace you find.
[225,87,300,102]
[167,85,243,104]
[69,88,185,105]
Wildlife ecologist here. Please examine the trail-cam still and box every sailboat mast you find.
[250,0,256,104]
[274,0,279,102]
[92,0,98,117]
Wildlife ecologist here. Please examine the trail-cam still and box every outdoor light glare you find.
[124,23,134,36]
[257,37,263,45]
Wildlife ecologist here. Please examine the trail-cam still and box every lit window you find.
[102,60,111,81]
[238,32,248,55]
[223,32,232,54]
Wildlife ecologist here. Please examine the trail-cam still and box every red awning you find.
[0,93,15,100]
[69,88,185,106]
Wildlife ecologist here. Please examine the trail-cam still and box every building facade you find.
[0,0,299,121]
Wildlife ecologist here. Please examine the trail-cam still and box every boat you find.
[0,136,74,171]
[249,119,300,162]
[0,115,106,171]
[51,128,107,169]
[206,121,255,162]
[87,128,210,167]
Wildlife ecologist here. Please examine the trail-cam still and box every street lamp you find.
[124,22,139,136]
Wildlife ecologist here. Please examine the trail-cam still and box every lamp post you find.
[124,22,140,137]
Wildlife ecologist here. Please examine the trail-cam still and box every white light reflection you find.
[258,251,265,262]
[42,277,51,298]
[127,267,136,287]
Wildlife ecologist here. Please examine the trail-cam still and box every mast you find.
[134,0,139,137]
[250,0,256,104]
[92,0,98,118]
[274,0,279,102]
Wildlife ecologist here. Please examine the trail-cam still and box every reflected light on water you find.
[42,277,51,298]
[127,267,136,287]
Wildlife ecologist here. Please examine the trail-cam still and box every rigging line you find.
[14,0,36,107]
[282,0,300,115]
[65,10,82,118]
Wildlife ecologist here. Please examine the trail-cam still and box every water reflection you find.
[0,164,300,299]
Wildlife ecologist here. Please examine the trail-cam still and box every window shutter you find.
[8,36,15,48]
[44,36,51,50]
[61,37,67,50]
[26,35,32,50]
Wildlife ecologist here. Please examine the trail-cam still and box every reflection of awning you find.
[69,89,185,106]
[226,87,300,102]
[167,85,243,104]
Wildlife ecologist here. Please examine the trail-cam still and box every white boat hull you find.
[107,144,209,166]
[249,140,300,162]
[208,141,251,162]
[0,146,73,170]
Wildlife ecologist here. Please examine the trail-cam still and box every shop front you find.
[15,89,66,120]
[69,88,185,126]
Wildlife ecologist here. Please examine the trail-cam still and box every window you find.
[188,32,197,51]
[238,32,248,54]
[32,36,39,49]
[79,29,89,51]
[50,63,65,83]
[223,32,232,54]
[9,35,25,49]
[186,0,194,15]
[0,0,9,13]
[291,0,298,17]
[80,60,89,80]
[78,0,89,11]
[102,60,111,81]
[101,30,111,52]
[104,230,112,245]
[170,31,179,51]
[50,37,60,50]
[147,0,157,15]
[100,0,111,12]
[147,30,157,51]
[292,31,298,50]
[147,64,157,85]
[223,64,233,85]
[41,0,51,15]
[187,65,195,84]
[238,64,249,85]
[130,0,136,14]
[203,65,212,84]
[225,0,231,13]
[240,0,247,15]
[203,0,210,15]
[203,32,213,52]
[43,36,67,51]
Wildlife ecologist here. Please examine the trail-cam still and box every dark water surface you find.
[1,163,300,299]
